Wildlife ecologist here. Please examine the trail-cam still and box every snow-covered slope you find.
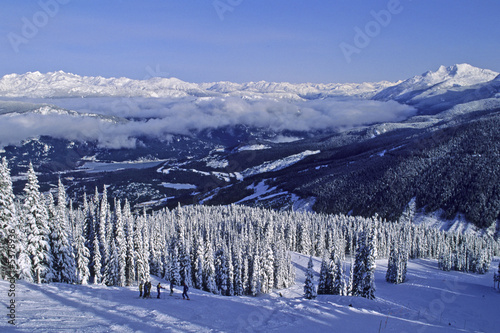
[373,64,499,110]
[0,71,396,99]
[1,254,499,332]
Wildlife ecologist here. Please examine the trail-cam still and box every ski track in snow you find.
[1,254,500,332]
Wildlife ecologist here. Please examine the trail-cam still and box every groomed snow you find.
[160,183,197,190]
[1,254,499,332]
[241,150,320,178]
[237,144,271,152]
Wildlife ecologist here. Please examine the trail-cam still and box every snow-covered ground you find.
[1,253,499,332]
[241,150,320,178]
[160,183,197,190]
[79,160,165,173]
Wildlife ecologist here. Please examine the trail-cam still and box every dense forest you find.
[276,110,500,228]
[1,157,498,300]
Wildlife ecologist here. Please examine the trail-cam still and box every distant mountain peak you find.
[423,63,498,83]
[373,64,499,106]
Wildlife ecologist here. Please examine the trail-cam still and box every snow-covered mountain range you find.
[0,69,396,100]
[1,64,497,103]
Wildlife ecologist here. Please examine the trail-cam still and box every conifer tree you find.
[167,244,181,286]
[113,200,126,286]
[48,181,77,284]
[0,158,20,279]
[347,260,354,296]
[193,243,204,289]
[91,233,102,284]
[352,233,366,297]
[386,244,399,283]
[303,256,317,300]
[74,229,90,284]
[134,214,146,284]
[215,247,229,295]
[105,239,120,286]
[317,255,329,295]
[233,244,244,296]
[23,163,53,283]
[203,242,217,294]
[333,257,345,295]
[227,247,235,296]
[123,200,136,286]
[250,249,261,296]
[362,225,377,299]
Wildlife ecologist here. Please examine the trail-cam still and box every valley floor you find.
[1,254,499,332]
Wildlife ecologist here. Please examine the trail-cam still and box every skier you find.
[139,281,143,298]
[157,282,166,299]
[169,280,174,296]
[182,281,190,300]
[143,281,150,298]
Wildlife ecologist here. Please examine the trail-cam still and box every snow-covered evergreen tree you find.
[250,248,261,296]
[193,242,204,289]
[203,241,217,294]
[333,257,345,296]
[386,244,398,283]
[74,229,90,284]
[47,182,76,284]
[215,247,229,295]
[22,163,53,283]
[113,200,126,287]
[317,255,329,295]
[233,244,244,296]
[363,225,377,299]
[91,233,102,284]
[352,226,377,299]
[123,200,136,286]
[347,260,354,296]
[303,256,317,300]
[0,158,20,279]
[261,244,274,294]
[104,239,120,286]
[352,233,366,297]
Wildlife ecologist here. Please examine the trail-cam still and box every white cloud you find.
[0,96,416,149]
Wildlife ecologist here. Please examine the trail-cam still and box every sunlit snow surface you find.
[1,254,499,332]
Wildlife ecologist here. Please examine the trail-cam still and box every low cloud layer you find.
[0,97,416,149]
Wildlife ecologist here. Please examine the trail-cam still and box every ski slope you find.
[1,253,499,332]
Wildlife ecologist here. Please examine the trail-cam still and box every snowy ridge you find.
[0,70,396,99]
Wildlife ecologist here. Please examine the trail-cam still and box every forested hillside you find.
[1,158,497,298]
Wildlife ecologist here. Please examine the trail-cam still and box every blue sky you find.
[1,0,499,83]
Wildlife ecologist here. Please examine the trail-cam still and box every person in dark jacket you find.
[182,281,190,300]
[157,282,165,299]
[143,281,150,298]
[139,282,143,298]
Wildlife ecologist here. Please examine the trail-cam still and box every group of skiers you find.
[139,281,153,298]
[139,280,189,300]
